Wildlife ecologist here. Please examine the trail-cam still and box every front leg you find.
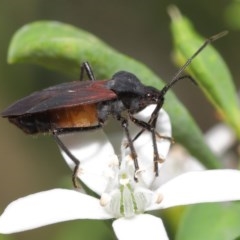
[129,114,171,176]
[119,116,140,180]
[131,101,164,143]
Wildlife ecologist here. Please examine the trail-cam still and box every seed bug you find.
[1,31,227,187]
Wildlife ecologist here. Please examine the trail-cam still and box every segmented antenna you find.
[160,30,228,96]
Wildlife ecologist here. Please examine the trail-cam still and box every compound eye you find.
[146,93,151,98]
[145,93,155,104]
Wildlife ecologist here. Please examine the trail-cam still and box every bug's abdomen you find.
[8,104,99,134]
[50,104,99,129]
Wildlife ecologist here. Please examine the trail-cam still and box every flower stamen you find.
[155,193,164,204]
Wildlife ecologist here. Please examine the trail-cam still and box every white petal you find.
[113,214,169,240]
[0,189,112,234]
[148,170,240,210]
[205,123,235,156]
[151,144,204,189]
[122,106,172,186]
[59,130,117,195]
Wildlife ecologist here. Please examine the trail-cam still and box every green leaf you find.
[53,220,114,240]
[176,202,240,240]
[169,6,240,139]
[7,21,220,169]
[0,233,13,240]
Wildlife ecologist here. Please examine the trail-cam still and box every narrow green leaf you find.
[176,202,240,240]
[7,21,220,169]
[169,6,240,139]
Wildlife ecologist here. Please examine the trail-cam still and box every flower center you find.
[101,171,153,218]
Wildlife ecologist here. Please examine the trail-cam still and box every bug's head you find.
[139,75,196,113]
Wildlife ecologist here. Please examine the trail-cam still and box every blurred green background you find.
[0,0,239,239]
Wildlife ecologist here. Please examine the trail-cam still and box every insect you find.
[1,31,227,187]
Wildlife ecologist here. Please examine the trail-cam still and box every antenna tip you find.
[210,30,229,42]
[167,5,182,21]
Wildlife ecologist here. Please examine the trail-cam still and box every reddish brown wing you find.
[1,80,117,117]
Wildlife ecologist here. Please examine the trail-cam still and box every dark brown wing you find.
[2,80,117,117]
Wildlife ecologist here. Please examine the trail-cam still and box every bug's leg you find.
[79,61,96,81]
[129,115,160,175]
[129,114,172,176]
[119,117,139,180]
[131,100,164,143]
[52,131,80,188]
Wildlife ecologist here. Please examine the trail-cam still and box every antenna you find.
[160,30,228,97]
[132,31,228,146]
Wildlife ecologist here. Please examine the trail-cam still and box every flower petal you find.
[151,144,204,189]
[148,170,240,210]
[205,123,235,156]
[113,214,169,240]
[0,189,112,234]
[59,130,117,195]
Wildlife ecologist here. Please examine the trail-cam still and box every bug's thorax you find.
[107,71,161,114]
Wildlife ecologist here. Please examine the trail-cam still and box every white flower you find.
[1,105,240,240]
